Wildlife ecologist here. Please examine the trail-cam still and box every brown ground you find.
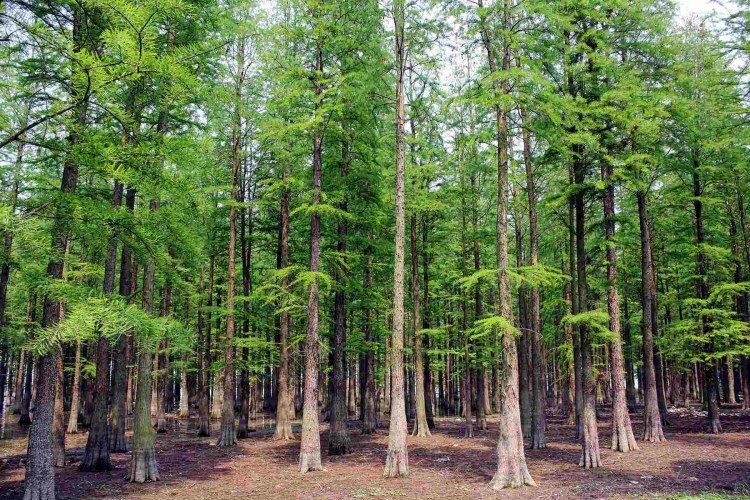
[1,406,750,499]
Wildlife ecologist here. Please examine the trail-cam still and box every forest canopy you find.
[0,0,749,498]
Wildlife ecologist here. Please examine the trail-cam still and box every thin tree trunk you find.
[274,164,294,440]
[637,191,666,442]
[329,136,352,454]
[384,0,409,477]
[197,259,211,436]
[521,102,545,449]
[362,244,377,434]
[411,214,430,437]
[299,26,325,473]
[65,340,81,434]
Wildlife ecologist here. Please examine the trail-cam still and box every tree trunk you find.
[53,347,66,468]
[197,259,211,436]
[362,245,377,434]
[274,164,294,440]
[637,191,666,442]
[217,50,244,446]
[81,179,124,470]
[575,152,601,469]
[25,10,88,494]
[522,103,545,449]
[479,0,534,487]
[410,214,430,437]
[329,137,352,454]
[601,161,638,453]
[384,1,409,477]
[110,187,136,452]
[64,342,81,436]
[129,200,160,483]
[299,30,324,474]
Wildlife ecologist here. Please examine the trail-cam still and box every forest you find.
[0,0,749,498]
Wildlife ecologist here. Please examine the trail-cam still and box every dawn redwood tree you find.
[384,0,409,478]
[23,4,91,497]
[299,1,325,472]
[273,163,295,440]
[79,179,123,471]
[602,158,639,453]
[129,207,161,482]
[476,0,535,488]
[637,190,666,442]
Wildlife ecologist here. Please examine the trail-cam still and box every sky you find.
[678,0,720,17]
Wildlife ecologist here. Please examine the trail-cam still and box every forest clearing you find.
[1,0,749,498]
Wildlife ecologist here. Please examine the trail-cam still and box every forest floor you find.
[2,405,750,499]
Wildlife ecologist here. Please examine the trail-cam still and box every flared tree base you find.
[196,421,210,437]
[299,451,323,474]
[383,446,408,478]
[579,444,602,469]
[273,421,295,440]
[642,417,666,443]
[79,438,111,472]
[490,469,536,490]
[23,479,55,500]
[129,449,159,483]
[411,420,431,438]
[216,425,238,447]
[109,430,130,453]
[328,432,352,455]
[611,424,639,452]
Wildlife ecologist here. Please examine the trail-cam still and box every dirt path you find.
[2,407,750,499]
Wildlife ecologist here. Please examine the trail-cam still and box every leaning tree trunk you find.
[384,0,409,477]
[299,32,324,474]
[637,191,666,443]
[129,201,160,483]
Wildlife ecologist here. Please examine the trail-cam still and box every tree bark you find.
[411,214,431,437]
[65,340,81,434]
[299,25,325,473]
[575,152,601,469]
[637,191,666,442]
[129,200,160,483]
[384,0,409,477]
[601,160,638,453]
[274,164,294,440]
[25,10,88,495]
[81,180,123,470]
[521,103,545,449]
[479,0,534,487]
